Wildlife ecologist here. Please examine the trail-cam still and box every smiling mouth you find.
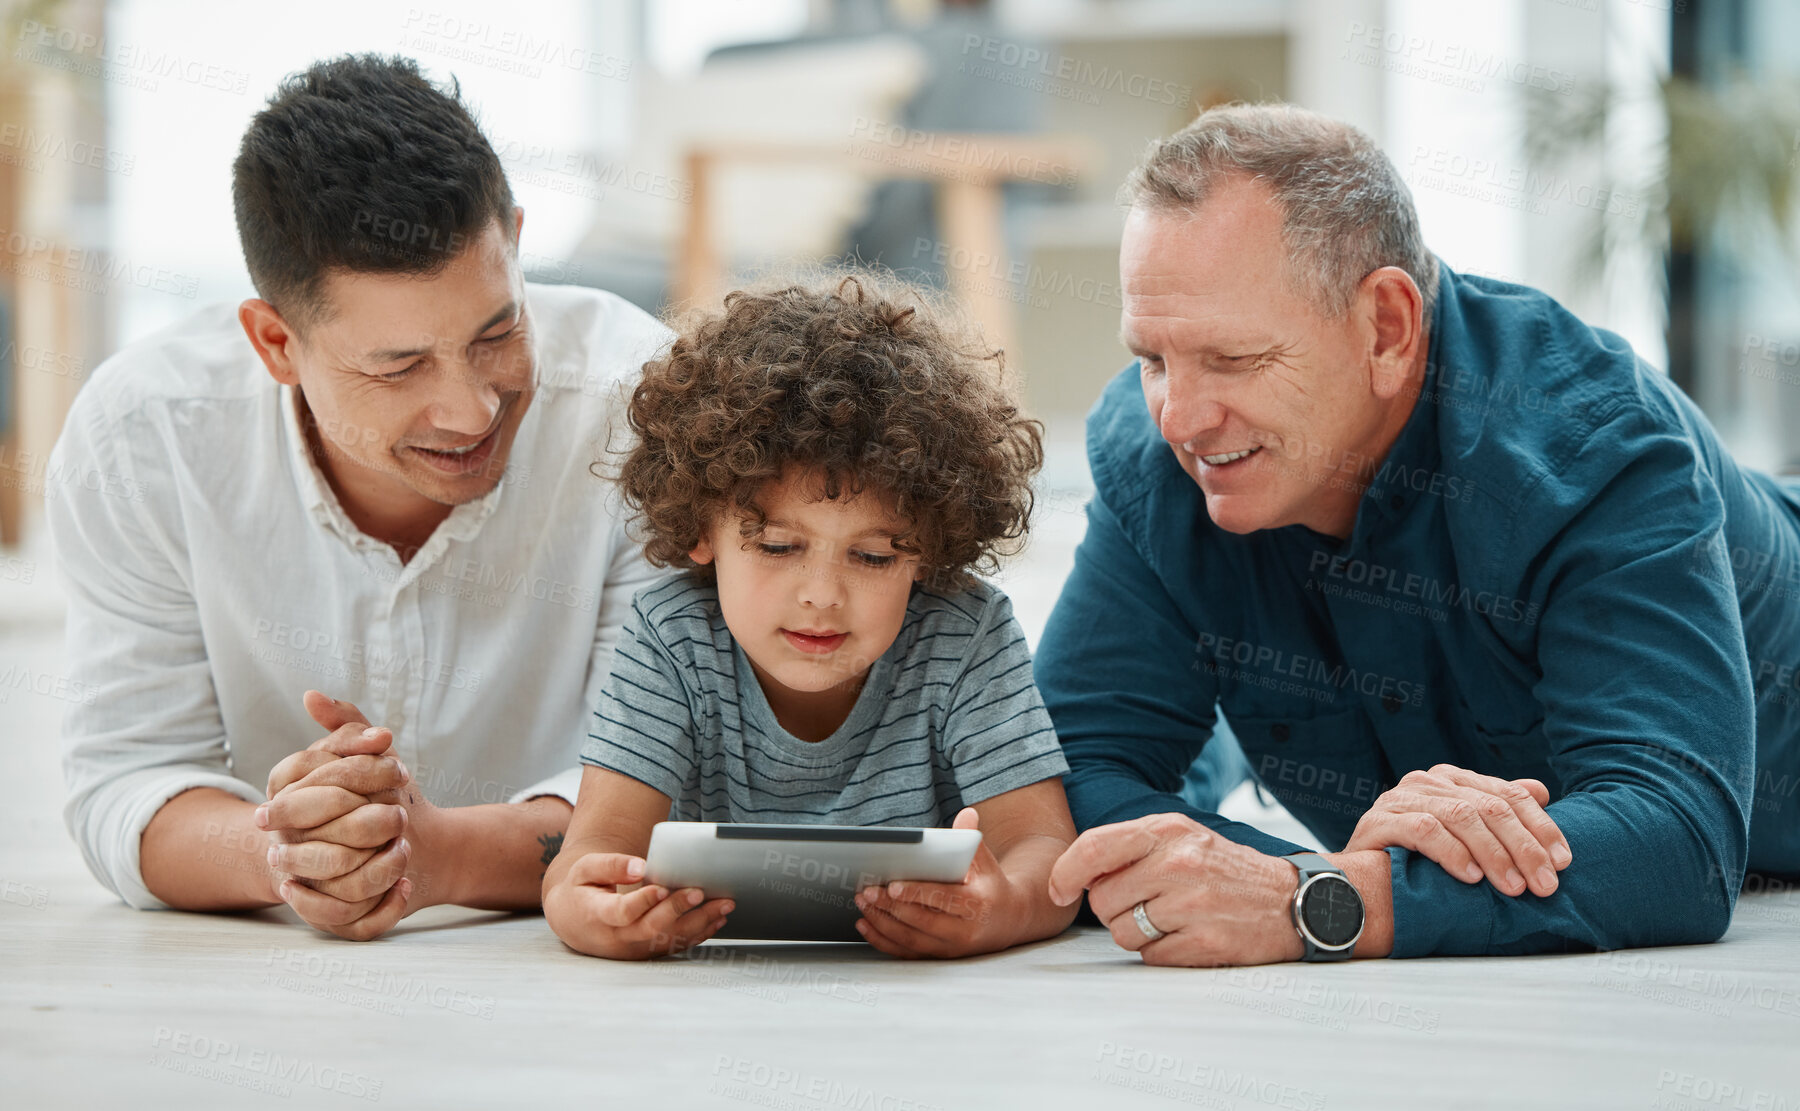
[423,438,486,456]
[1198,445,1263,466]
[783,629,848,655]
[410,421,503,474]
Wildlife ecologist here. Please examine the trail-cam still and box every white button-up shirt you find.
[47,282,670,909]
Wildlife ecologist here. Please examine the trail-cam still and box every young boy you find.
[543,274,1080,960]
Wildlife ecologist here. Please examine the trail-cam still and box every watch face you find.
[1300,874,1364,948]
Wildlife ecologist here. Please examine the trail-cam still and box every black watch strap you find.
[1285,852,1363,962]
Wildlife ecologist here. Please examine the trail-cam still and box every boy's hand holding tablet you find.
[543,854,734,960]
[853,806,1051,958]
[544,770,734,959]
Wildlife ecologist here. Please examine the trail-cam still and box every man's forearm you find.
[1324,848,1395,959]
[1378,791,1738,957]
[418,796,574,911]
[141,787,280,910]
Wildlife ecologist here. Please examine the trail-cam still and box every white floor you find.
[5,477,1800,1109]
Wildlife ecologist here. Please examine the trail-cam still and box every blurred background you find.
[1,0,1796,843]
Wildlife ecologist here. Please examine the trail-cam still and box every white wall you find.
[1288,0,1669,373]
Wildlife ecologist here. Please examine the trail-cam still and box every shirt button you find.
[1270,723,1291,742]
[1381,692,1405,714]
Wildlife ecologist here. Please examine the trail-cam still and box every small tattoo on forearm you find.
[538,832,565,869]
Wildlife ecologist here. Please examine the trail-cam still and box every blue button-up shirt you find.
[1036,264,1800,956]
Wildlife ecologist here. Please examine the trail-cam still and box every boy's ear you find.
[689,536,715,565]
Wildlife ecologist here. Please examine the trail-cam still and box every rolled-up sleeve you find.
[1388,406,1752,956]
[47,389,260,910]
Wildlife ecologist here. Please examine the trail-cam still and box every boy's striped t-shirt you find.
[580,572,1069,825]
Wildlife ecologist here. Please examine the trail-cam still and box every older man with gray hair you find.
[1038,103,1800,965]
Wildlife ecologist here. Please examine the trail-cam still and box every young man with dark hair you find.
[48,54,668,940]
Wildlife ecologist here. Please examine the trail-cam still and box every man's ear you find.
[240,299,303,387]
[1360,266,1425,401]
[512,205,525,243]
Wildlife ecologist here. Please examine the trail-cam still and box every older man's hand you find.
[1048,813,1305,966]
[1344,764,1570,897]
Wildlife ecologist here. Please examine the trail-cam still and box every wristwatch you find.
[1284,852,1364,961]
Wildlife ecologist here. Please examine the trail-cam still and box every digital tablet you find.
[643,821,982,942]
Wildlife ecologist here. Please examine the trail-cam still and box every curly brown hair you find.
[615,272,1044,591]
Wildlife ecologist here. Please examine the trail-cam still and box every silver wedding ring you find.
[1131,901,1166,942]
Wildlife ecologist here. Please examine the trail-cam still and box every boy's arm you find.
[855,588,1080,957]
[972,777,1081,943]
[542,766,731,958]
[544,765,665,886]
[549,595,735,958]
[857,778,1080,957]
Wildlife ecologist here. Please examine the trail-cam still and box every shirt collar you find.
[281,382,348,535]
